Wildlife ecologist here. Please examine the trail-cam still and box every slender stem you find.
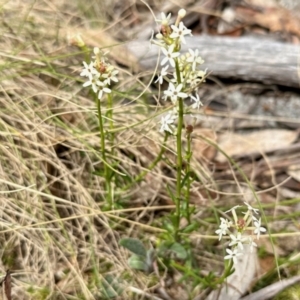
[185,132,192,224]
[175,59,183,241]
[82,46,90,64]
[170,261,204,282]
[106,92,114,148]
[106,92,115,208]
[97,96,106,161]
[175,98,183,233]
[219,259,234,282]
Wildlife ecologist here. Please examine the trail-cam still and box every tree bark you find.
[126,35,300,88]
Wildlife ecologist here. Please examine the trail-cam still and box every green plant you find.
[274,284,300,300]
[119,238,155,273]
[77,6,274,299]
[151,10,206,241]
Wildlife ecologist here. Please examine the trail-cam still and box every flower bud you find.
[161,25,171,37]
[186,124,194,135]
[156,33,164,40]
[68,33,85,48]
[178,9,186,18]
[93,47,100,55]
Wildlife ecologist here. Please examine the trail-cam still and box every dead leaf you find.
[192,128,217,162]
[207,245,258,300]
[216,129,297,162]
[245,0,278,7]
[259,255,276,274]
[287,165,300,182]
[236,6,300,37]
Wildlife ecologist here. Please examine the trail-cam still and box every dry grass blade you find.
[4,270,12,300]
[0,270,11,300]
[240,275,300,300]
[0,0,172,298]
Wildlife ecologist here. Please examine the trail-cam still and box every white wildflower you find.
[155,65,169,84]
[224,248,243,264]
[159,112,177,133]
[215,217,232,240]
[164,83,188,104]
[83,73,101,93]
[244,202,260,214]
[215,226,228,241]
[248,237,257,253]
[190,93,203,109]
[253,218,266,239]
[161,44,180,67]
[186,49,204,71]
[229,232,247,250]
[170,21,192,44]
[80,61,98,80]
[102,69,119,85]
[97,81,111,99]
[157,12,172,25]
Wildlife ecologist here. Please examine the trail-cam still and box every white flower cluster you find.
[80,47,119,99]
[216,202,267,264]
[151,10,207,134]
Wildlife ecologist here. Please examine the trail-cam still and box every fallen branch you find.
[126,35,300,88]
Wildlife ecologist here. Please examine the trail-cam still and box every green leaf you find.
[157,241,169,256]
[128,254,148,271]
[169,214,179,229]
[170,242,188,260]
[119,238,147,257]
[182,221,199,233]
[163,219,175,235]
[101,275,124,299]
[181,172,191,188]
[166,184,176,203]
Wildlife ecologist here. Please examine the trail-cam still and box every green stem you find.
[172,259,234,287]
[218,259,234,283]
[175,98,183,238]
[171,261,204,282]
[96,96,106,161]
[174,59,183,241]
[106,92,114,148]
[185,132,192,224]
[82,46,90,64]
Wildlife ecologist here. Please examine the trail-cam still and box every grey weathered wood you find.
[126,35,300,88]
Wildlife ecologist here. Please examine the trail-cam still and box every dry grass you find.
[0,0,173,298]
[2,0,216,298]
